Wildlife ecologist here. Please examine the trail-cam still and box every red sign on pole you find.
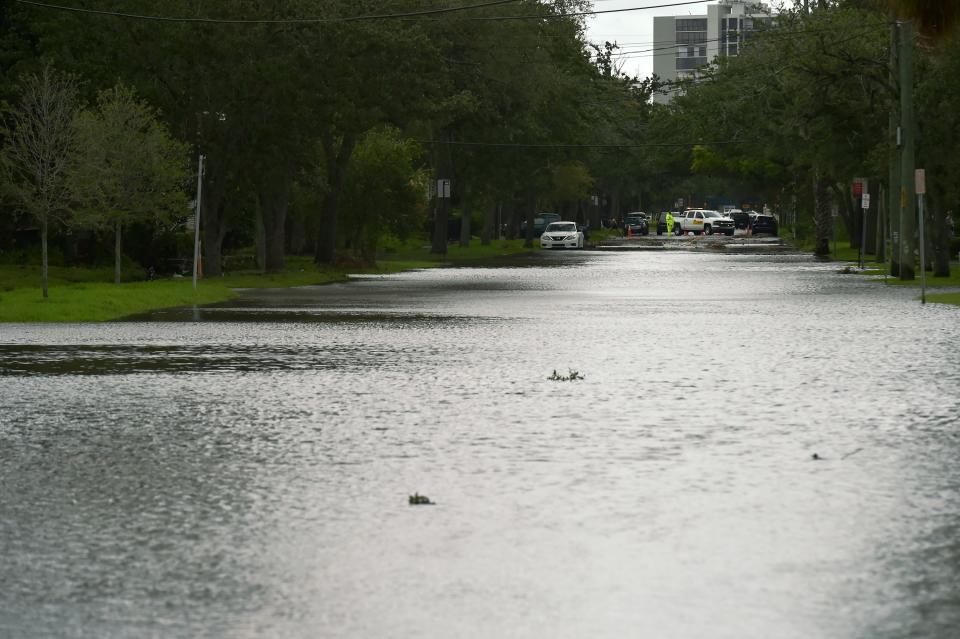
[852,178,866,197]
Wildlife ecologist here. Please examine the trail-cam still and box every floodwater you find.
[1,251,959,639]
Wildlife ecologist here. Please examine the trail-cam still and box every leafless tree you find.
[1,65,80,298]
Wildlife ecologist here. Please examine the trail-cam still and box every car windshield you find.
[703,211,721,218]
[626,216,644,223]
[546,223,577,232]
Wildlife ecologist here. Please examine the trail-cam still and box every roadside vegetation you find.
[2,1,959,317]
[0,240,540,322]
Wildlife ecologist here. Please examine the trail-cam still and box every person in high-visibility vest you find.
[665,211,675,235]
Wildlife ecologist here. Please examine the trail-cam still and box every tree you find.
[339,126,427,262]
[1,65,79,298]
[883,0,959,38]
[68,84,189,284]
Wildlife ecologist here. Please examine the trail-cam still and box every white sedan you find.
[540,221,584,249]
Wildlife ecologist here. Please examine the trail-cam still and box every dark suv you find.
[751,214,778,235]
[623,212,649,236]
[521,213,561,237]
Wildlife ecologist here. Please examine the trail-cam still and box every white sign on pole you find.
[915,168,926,195]
[861,193,870,209]
[437,179,451,199]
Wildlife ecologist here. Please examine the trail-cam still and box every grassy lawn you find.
[0,239,539,322]
[0,279,236,323]
[816,240,960,307]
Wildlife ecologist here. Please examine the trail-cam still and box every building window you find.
[676,18,707,31]
[699,46,706,57]
[677,57,707,70]
[677,31,707,44]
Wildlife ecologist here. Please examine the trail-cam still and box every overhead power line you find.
[418,139,733,148]
[12,0,524,23]
[14,0,715,24]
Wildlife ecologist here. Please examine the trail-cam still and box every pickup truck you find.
[674,209,736,236]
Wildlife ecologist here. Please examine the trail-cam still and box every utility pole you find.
[898,21,916,280]
[192,153,205,290]
[888,21,900,277]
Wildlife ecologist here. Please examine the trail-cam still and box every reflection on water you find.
[2,251,960,638]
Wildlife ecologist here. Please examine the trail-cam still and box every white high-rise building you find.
[652,0,773,104]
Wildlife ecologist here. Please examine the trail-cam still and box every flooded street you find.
[2,251,959,638]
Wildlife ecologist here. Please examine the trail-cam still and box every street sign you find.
[437,179,451,199]
[852,178,866,196]
[861,193,870,209]
[915,168,926,195]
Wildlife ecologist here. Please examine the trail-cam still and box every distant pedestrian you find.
[665,211,675,235]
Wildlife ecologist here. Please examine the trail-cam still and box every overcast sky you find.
[583,0,778,80]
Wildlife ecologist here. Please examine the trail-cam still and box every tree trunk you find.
[431,134,453,255]
[831,183,855,246]
[258,181,289,273]
[505,200,518,240]
[459,185,471,248]
[41,218,49,299]
[875,185,886,262]
[431,189,449,255]
[315,133,357,265]
[930,187,950,277]
[255,202,266,273]
[814,171,831,257]
[523,195,537,248]
[114,219,122,284]
[864,185,877,255]
[481,199,495,246]
[201,158,228,278]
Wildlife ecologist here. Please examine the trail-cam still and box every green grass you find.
[0,279,236,323]
[927,291,960,306]
[0,239,540,322]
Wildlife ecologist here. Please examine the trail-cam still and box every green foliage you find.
[68,83,189,280]
[69,84,189,229]
[550,162,594,204]
[339,127,427,260]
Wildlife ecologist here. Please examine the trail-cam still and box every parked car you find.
[521,213,560,237]
[623,212,649,236]
[750,214,778,235]
[540,221,584,249]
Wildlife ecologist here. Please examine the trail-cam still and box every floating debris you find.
[811,453,821,460]
[837,266,857,274]
[408,493,434,505]
[548,369,584,381]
